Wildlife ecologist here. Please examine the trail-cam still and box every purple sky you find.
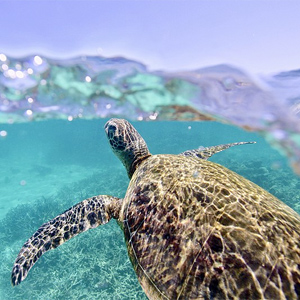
[1,1,300,74]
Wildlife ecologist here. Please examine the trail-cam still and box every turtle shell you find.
[119,154,300,299]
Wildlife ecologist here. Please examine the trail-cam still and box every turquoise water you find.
[1,119,299,299]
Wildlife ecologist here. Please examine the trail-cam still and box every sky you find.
[1,0,300,75]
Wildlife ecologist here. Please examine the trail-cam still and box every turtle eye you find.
[107,125,117,139]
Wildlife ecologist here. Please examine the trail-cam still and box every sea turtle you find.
[11,118,300,299]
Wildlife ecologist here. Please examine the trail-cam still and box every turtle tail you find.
[11,195,121,286]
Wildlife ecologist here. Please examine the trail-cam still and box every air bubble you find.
[34,56,43,66]
[0,130,7,137]
[20,180,27,186]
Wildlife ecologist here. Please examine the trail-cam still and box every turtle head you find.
[105,118,151,178]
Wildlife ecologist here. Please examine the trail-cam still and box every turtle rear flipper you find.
[180,141,256,160]
[11,195,121,286]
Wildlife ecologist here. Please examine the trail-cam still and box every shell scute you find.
[119,154,300,299]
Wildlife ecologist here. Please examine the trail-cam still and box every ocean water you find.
[0,118,299,299]
[1,55,300,299]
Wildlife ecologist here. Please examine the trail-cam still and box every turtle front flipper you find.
[11,195,121,286]
[180,141,256,159]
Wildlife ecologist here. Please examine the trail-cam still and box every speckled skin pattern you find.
[11,195,121,286]
[104,118,151,178]
[121,155,300,300]
[180,142,256,160]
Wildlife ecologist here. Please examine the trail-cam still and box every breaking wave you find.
[1,54,300,173]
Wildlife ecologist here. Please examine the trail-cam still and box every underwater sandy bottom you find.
[1,119,300,299]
